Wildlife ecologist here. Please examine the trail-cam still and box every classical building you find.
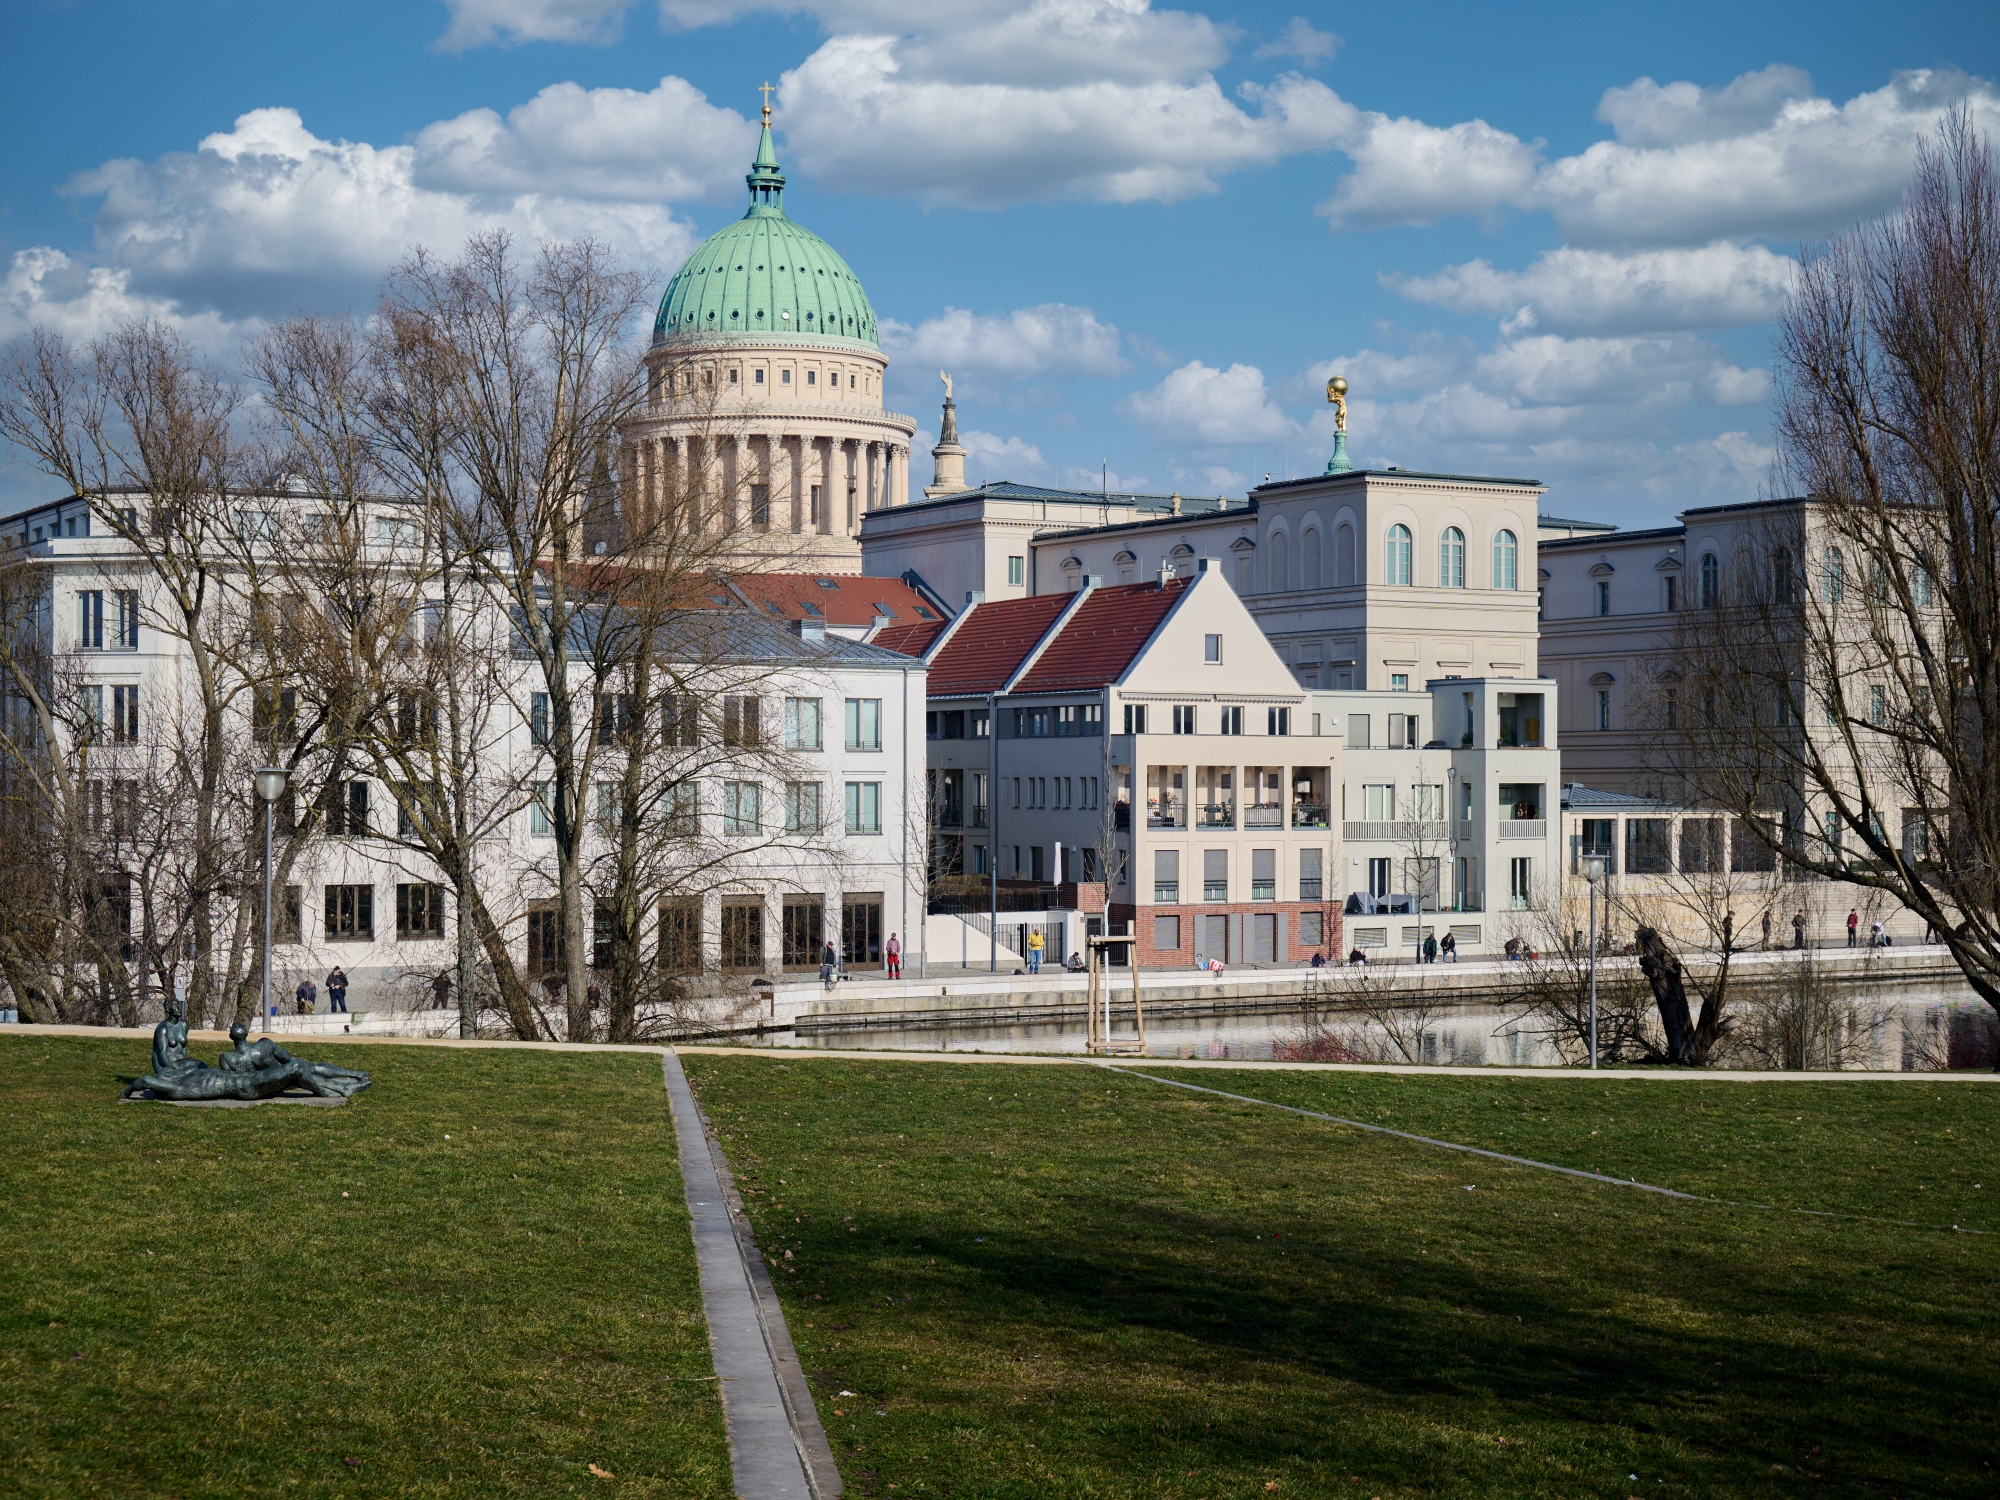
[620,103,916,573]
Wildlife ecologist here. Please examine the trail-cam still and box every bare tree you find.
[1646,108,2000,1037]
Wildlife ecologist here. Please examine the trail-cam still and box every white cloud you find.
[65,107,704,317]
[437,0,632,49]
[1474,334,1765,409]
[0,247,246,348]
[961,429,1048,481]
[1120,360,1292,444]
[413,77,755,203]
[1596,64,1815,148]
[1060,462,1152,493]
[880,303,1126,377]
[1319,113,1540,230]
[1386,242,1797,337]
[1253,17,1339,66]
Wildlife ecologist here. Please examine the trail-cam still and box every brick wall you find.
[1113,901,1344,969]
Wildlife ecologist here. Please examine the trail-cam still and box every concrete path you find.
[662,1051,841,1499]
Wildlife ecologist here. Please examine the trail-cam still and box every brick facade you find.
[1113,901,1344,969]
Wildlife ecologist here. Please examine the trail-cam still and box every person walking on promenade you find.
[820,941,838,988]
[1027,928,1045,974]
[1761,910,1772,948]
[1847,909,1859,946]
[1794,910,1807,948]
[326,967,349,1014]
[885,932,902,979]
[295,976,317,1015]
[1422,932,1438,964]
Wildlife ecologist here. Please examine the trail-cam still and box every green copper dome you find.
[652,119,880,350]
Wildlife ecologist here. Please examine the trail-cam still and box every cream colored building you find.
[620,107,915,573]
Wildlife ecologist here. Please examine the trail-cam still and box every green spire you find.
[1324,431,1352,474]
[746,89,786,216]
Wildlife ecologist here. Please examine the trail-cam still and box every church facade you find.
[619,104,917,573]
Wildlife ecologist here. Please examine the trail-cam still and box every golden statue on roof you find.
[1326,375,1348,433]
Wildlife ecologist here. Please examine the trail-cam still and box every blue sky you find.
[4,0,1996,524]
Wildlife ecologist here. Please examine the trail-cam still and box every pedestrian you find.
[885,932,902,979]
[432,972,452,1011]
[1027,928,1045,974]
[295,976,317,1015]
[1347,946,1368,966]
[1761,910,1772,948]
[326,966,348,1014]
[1504,936,1521,962]
[1793,910,1807,949]
[1310,949,1327,968]
[1440,932,1457,962]
[820,940,837,988]
[587,981,603,1010]
[1847,908,1859,947]
[1422,932,1438,964]
[1869,918,1885,948]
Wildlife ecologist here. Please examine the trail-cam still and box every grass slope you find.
[0,1037,731,1499]
[684,1055,2000,1500]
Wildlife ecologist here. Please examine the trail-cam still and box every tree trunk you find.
[1634,925,1702,1065]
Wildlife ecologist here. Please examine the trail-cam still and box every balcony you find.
[1498,819,1548,840]
[1114,803,1131,830]
[970,806,988,829]
[1292,800,1330,829]
[1147,798,1186,830]
[1197,802,1236,829]
[1244,802,1283,828]
[938,803,963,829]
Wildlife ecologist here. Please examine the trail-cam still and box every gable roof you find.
[873,618,949,658]
[720,571,941,628]
[1011,579,1190,692]
[921,579,1191,696]
[922,593,1073,695]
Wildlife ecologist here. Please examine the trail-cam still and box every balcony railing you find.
[1292,801,1330,829]
[1114,803,1131,830]
[938,805,963,829]
[1498,819,1548,840]
[970,806,988,828]
[1244,803,1283,828]
[1197,802,1236,828]
[1147,799,1186,829]
[1342,820,1449,841]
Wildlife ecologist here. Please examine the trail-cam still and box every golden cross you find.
[758,81,776,120]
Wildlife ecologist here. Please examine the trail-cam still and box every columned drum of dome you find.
[622,99,916,573]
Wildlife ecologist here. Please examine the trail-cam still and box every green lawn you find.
[683,1055,2000,1500]
[0,1036,731,1499]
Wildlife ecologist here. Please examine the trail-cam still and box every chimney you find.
[965,589,986,606]
[1083,574,1103,588]
[1197,556,1223,574]
[1156,560,1172,588]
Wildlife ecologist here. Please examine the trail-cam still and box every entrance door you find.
[1199,913,1229,962]
[842,895,883,967]
[1250,912,1277,962]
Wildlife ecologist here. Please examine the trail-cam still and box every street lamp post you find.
[253,768,290,1023]
[1582,852,1607,1069]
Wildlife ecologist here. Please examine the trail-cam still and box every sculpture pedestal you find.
[120,1092,349,1108]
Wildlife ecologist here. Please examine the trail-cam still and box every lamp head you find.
[1582,853,1608,885]
[254,767,290,804]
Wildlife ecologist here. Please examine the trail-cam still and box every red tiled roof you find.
[873,619,948,658]
[924,593,1073,695]
[723,572,942,628]
[1012,579,1189,692]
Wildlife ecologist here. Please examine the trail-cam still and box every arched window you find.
[1301,529,1321,588]
[1492,529,1517,590]
[1439,526,1465,588]
[1772,546,1794,603]
[1821,546,1844,604]
[1386,524,1413,586]
[1267,530,1289,593]
[1699,552,1720,608]
[1334,524,1356,586]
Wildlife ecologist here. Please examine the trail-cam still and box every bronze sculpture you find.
[121,1003,371,1101]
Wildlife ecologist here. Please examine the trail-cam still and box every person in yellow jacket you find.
[1026,928,1045,974]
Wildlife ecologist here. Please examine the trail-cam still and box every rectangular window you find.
[1298,910,1324,947]
[1203,849,1228,903]
[845,780,881,834]
[1204,634,1222,664]
[1299,848,1323,903]
[782,897,823,968]
[1626,819,1670,873]
[1596,580,1611,617]
[1153,848,1180,904]
[809,484,822,525]
[842,895,883,965]
[530,691,549,746]
[1346,713,1370,749]
[658,902,700,975]
[663,780,698,835]
[325,883,373,940]
[1410,784,1443,821]
[253,686,298,744]
[1251,848,1276,902]
[786,781,822,834]
[1007,556,1024,587]
[723,695,762,747]
[1363,784,1395,821]
[1219,706,1243,735]
[780,368,791,385]
[1172,704,1196,734]
[970,710,989,738]
[724,781,761,835]
[79,590,104,649]
[722,902,764,971]
[1679,818,1723,874]
[1124,703,1148,734]
[396,882,445,939]
[530,781,553,838]
[594,693,632,744]
[1663,575,1677,611]
[1267,706,1290,735]
[750,484,770,527]
[1869,684,1886,727]
[595,780,621,825]
[111,684,139,744]
[1390,673,1410,692]
[1596,690,1611,731]
[1153,914,1182,951]
[754,367,765,384]
[844,697,882,750]
[806,369,817,387]
[1508,857,1533,910]
[663,694,699,747]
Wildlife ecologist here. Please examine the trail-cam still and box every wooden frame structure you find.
[1085,933,1143,1055]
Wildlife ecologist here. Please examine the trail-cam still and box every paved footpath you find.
[662,1050,843,1500]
